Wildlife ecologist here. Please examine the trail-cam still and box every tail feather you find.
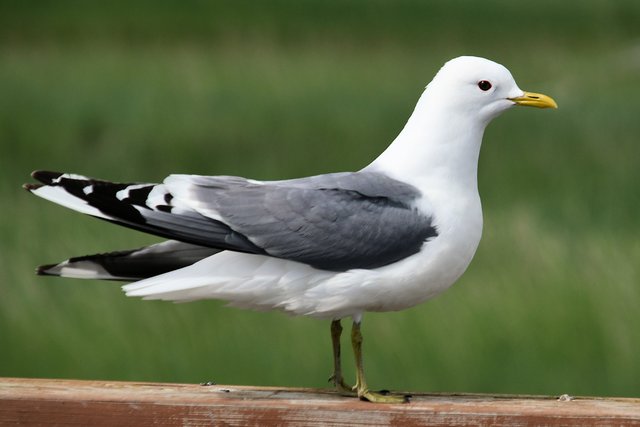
[38,240,220,281]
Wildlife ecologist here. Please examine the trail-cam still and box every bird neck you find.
[366,90,487,194]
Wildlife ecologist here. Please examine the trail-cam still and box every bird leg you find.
[351,320,407,403]
[328,319,354,394]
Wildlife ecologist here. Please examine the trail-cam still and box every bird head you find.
[427,56,557,124]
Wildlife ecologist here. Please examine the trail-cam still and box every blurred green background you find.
[1,0,639,397]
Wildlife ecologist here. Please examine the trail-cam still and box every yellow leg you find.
[329,319,354,394]
[351,320,408,404]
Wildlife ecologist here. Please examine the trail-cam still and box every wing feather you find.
[26,170,438,272]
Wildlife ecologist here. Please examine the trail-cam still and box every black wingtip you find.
[36,263,58,276]
[23,183,42,192]
[31,170,63,185]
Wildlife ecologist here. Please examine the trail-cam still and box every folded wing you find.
[26,170,437,272]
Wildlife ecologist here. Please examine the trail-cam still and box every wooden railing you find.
[1,377,639,426]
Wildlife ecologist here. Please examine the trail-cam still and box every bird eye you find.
[478,80,492,91]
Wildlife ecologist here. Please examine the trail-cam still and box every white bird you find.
[24,56,557,403]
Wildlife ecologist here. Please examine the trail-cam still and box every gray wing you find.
[27,170,437,272]
[168,171,438,271]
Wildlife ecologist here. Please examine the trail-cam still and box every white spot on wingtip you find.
[53,173,89,185]
[116,184,152,201]
[116,188,129,201]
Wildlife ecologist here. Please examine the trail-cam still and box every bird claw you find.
[328,374,355,395]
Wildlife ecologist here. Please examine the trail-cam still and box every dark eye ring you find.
[478,80,492,91]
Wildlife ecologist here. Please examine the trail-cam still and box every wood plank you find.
[0,377,639,426]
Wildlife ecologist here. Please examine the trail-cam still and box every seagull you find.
[24,56,557,403]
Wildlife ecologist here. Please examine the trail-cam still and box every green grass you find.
[1,0,639,397]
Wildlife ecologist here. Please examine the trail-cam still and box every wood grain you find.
[1,377,639,426]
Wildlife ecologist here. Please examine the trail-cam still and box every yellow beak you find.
[509,91,558,109]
